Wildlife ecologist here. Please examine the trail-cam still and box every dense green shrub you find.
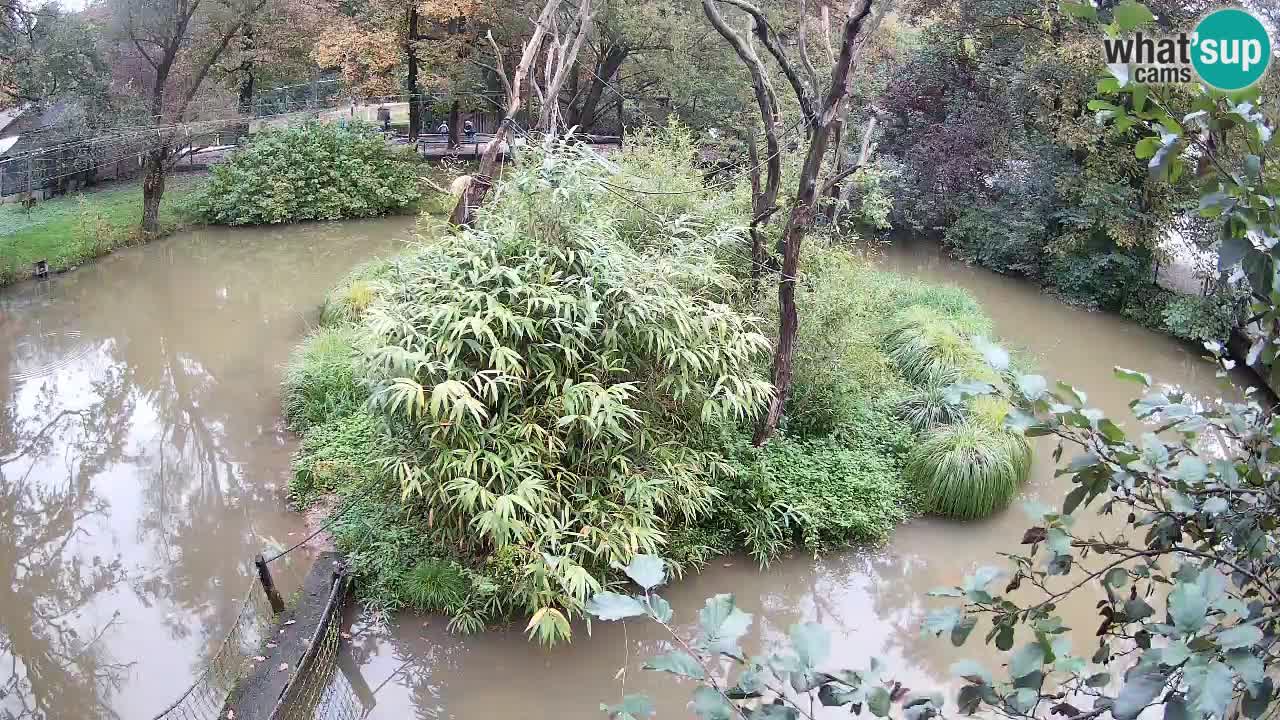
[718,432,909,562]
[1045,250,1152,311]
[306,144,771,644]
[944,202,1048,277]
[905,401,1032,520]
[281,327,366,432]
[1160,291,1239,343]
[781,251,907,436]
[188,121,421,225]
[839,157,899,231]
[289,410,387,503]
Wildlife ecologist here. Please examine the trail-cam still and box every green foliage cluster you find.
[187,121,421,225]
[287,135,773,643]
[1121,286,1245,344]
[718,434,909,561]
[285,127,1024,642]
[874,6,1205,315]
[587,555,948,720]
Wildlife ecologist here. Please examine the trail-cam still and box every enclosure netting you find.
[275,580,369,720]
[151,580,277,720]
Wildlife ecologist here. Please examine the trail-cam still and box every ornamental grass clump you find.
[882,305,992,385]
[906,417,1032,520]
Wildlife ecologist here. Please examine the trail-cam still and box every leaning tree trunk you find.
[752,0,877,446]
[141,146,168,239]
[566,46,626,130]
[449,0,559,226]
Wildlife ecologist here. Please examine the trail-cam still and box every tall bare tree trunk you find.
[141,147,167,238]
[449,0,559,226]
[703,0,781,280]
[448,100,461,148]
[407,8,421,139]
[748,0,878,445]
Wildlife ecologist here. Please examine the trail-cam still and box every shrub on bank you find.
[188,121,420,225]
[906,414,1032,520]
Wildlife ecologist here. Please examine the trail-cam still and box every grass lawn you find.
[0,174,202,286]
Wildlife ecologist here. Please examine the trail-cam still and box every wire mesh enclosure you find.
[152,581,278,720]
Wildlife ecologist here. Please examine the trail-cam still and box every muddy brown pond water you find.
[0,225,1250,719]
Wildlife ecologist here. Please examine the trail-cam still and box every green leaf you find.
[690,687,733,720]
[1185,660,1233,718]
[1217,624,1262,650]
[603,694,657,720]
[867,686,892,717]
[1061,0,1097,19]
[1176,457,1207,483]
[995,624,1015,651]
[1169,582,1210,634]
[1126,591,1157,620]
[1161,640,1191,666]
[1113,1,1155,31]
[1227,648,1264,689]
[747,706,798,720]
[1114,367,1152,386]
[1114,667,1167,720]
[1219,234,1251,270]
[1018,374,1049,401]
[623,554,666,590]
[643,651,705,680]
[952,659,992,685]
[1104,567,1129,588]
[586,592,647,621]
[698,594,753,654]
[1009,643,1045,679]
[790,623,831,668]
[1135,136,1160,159]
[1202,497,1228,515]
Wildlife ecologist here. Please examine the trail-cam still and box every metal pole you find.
[255,553,287,613]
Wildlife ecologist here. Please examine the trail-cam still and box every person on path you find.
[464,120,476,141]
[376,105,391,132]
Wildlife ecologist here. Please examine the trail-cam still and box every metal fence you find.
[151,580,278,720]
[274,572,368,720]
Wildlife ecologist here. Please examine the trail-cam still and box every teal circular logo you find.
[1192,9,1272,91]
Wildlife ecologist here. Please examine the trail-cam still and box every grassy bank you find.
[0,174,202,286]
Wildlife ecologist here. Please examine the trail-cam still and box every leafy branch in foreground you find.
[588,554,943,720]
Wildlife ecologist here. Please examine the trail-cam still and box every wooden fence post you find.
[255,553,287,613]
